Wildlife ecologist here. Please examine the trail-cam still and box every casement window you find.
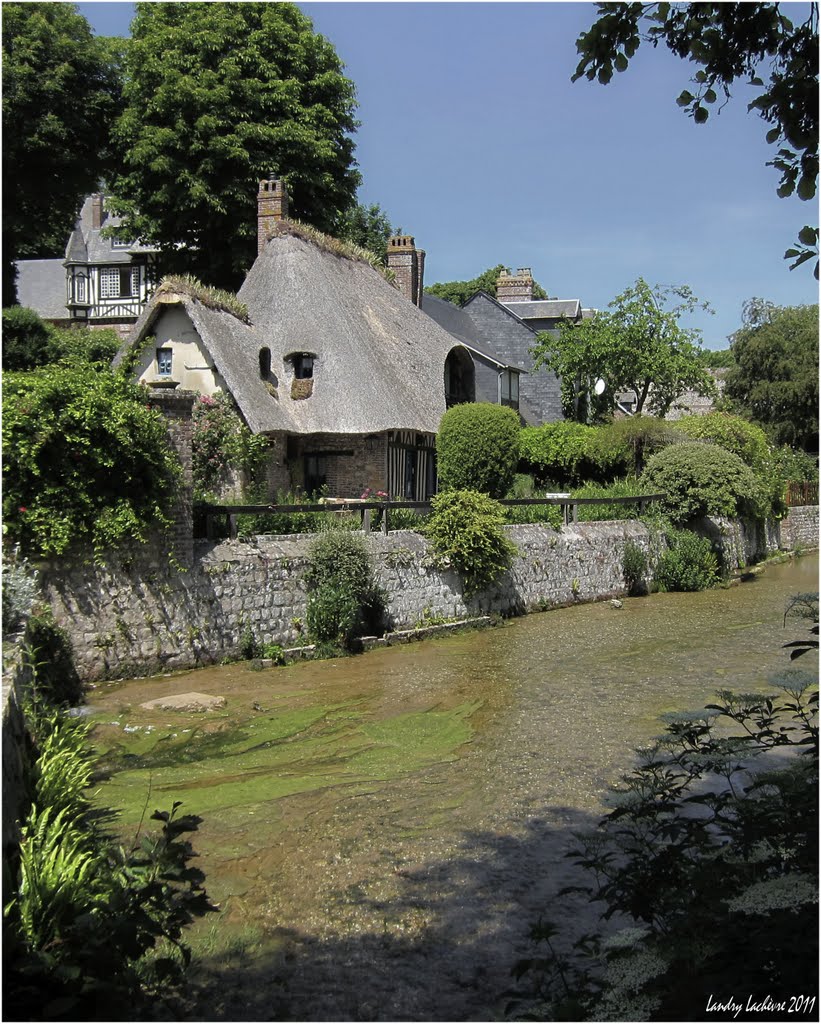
[156,347,173,376]
[287,352,314,379]
[73,273,88,303]
[500,370,520,410]
[111,237,132,249]
[100,265,139,299]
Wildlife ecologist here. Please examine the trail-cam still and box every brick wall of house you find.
[287,433,389,497]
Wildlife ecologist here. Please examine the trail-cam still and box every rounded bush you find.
[423,489,517,596]
[1,307,53,370]
[641,442,766,524]
[675,413,770,470]
[304,528,384,648]
[437,403,520,498]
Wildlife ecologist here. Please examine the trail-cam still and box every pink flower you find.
[18,506,27,513]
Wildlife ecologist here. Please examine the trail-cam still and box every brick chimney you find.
[257,178,289,255]
[496,267,533,303]
[90,193,105,230]
[387,234,425,306]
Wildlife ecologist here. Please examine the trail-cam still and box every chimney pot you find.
[496,266,534,303]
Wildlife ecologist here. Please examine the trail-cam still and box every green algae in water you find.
[95,700,482,827]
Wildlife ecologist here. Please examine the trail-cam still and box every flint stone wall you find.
[40,521,658,682]
[779,505,819,552]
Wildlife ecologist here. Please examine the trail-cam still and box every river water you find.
[86,553,818,1021]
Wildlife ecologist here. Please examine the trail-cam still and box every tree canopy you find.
[338,202,396,264]
[1,2,120,303]
[531,278,715,420]
[724,298,819,452]
[425,265,548,307]
[572,3,819,274]
[109,1,360,289]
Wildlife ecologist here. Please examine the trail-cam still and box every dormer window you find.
[259,347,272,379]
[286,352,315,379]
[111,237,132,249]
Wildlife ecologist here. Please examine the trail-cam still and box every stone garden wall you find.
[39,520,658,682]
[779,504,819,552]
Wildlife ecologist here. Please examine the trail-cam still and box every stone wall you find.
[2,641,33,853]
[39,520,659,682]
[780,505,819,552]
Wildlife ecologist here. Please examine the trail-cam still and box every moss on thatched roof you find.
[155,275,250,322]
[268,220,395,283]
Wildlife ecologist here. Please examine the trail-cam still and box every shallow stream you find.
[86,553,818,1020]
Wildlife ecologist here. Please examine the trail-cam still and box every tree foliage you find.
[109,2,360,289]
[436,402,521,499]
[572,2,819,274]
[426,265,548,307]
[724,299,819,452]
[1,2,121,303]
[3,366,181,559]
[532,278,715,419]
[1,307,121,371]
[338,201,396,264]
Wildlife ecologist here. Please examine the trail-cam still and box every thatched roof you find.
[118,223,470,436]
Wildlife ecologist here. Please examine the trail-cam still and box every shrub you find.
[304,527,384,649]
[622,541,649,596]
[1,307,52,370]
[437,402,520,498]
[4,704,215,1020]
[596,415,684,475]
[571,477,645,522]
[423,489,517,597]
[3,366,181,559]
[192,393,269,499]
[641,442,767,524]
[654,528,719,592]
[48,325,121,367]
[25,611,83,706]
[518,422,608,486]
[675,411,771,470]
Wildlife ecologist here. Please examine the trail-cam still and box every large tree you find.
[426,265,548,307]
[531,278,715,419]
[1,2,120,303]
[572,3,819,274]
[110,1,360,289]
[724,299,819,452]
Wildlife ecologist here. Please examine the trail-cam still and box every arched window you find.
[259,347,271,380]
[444,347,475,407]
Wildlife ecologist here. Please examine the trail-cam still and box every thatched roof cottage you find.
[116,180,485,500]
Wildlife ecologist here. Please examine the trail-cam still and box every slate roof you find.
[121,223,472,437]
[501,298,581,321]
[14,259,68,319]
[65,195,157,265]
[421,293,526,371]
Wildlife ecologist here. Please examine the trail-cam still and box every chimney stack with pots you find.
[496,267,534,303]
[257,179,289,255]
[387,234,425,307]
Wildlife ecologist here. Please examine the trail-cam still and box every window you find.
[72,273,87,304]
[111,237,132,249]
[304,454,326,496]
[293,354,313,379]
[100,265,139,299]
[259,347,272,379]
[500,370,519,410]
[156,348,173,376]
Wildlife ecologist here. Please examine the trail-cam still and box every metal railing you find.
[195,493,667,540]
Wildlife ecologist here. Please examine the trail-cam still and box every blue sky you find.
[78,0,818,349]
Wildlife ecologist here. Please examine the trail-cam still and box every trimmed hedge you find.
[641,442,766,524]
[437,402,520,498]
